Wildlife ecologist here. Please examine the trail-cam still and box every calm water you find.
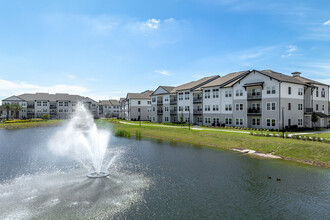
[0,127,329,219]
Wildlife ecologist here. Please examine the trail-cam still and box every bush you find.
[115,130,131,138]
[135,130,142,140]
[42,114,50,120]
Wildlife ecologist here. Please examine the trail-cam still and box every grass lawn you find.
[0,120,64,129]
[304,132,330,139]
[104,120,330,168]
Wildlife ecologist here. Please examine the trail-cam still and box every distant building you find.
[119,90,153,121]
[98,99,120,118]
[2,93,99,119]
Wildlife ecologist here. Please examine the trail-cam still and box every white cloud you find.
[66,74,76,79]
[0,79,89,103]
[282,45,297,57]
[323,20,330,25]
[155,70,170,76]
[144,19,160,29]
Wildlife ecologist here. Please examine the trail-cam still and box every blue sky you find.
[0,0,329,101]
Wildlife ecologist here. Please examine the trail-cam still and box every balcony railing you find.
[50,105,56,109]
[304,108,313,114]
[193,109,203,115]
[193,97,203,103]
[27,105,35,108]
[157,110,163,115]
[157,100,163,105]
[247,93,262,100]
[170,110,177,115]
[170,99,177,104]
[247,108,262,115]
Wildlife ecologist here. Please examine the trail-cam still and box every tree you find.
[2,103,13,120]
[311,112,318,129]
[42,113,50,120]
[11,104,23,119]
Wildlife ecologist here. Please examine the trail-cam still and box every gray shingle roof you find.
[171,75,220,93]
[201,71,249,88]
[127,90,153,99]
[15,93,95,102]
[99,99,120,106]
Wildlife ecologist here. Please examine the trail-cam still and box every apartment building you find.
[98,99,120,118]
[2,93,99,119]
[152,70,329,129]
[119,90,153,121]
[151,76,220,124]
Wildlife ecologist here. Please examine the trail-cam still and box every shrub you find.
[135,130,142,140]
[115,130,131,138]
[42,114,50,120]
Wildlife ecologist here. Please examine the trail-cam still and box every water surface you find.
[0,127,329,219]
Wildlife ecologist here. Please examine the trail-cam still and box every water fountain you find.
[48,103,111,178]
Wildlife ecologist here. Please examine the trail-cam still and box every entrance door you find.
[320,118,324,127]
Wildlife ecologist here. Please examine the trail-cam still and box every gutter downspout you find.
[279,82,281,131]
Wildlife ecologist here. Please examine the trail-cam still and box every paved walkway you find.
[119,121,250,134]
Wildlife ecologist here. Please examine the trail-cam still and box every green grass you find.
[106,121,330,168]
[0,120,64,129]
[304,132,330,139]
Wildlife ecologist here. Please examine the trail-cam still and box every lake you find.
[0,127,329,219]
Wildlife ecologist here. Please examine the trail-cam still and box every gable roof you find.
[201,70,250,89]
[2,95,25,102]
[293,76,329,87]
[127,90,153,99]
[99,99,120,106]
[151,86,175,95]
[3,93,96,103]
[171,75,220,93]
[258,70,306,85]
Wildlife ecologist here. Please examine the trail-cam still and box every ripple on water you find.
[0,168,151,219]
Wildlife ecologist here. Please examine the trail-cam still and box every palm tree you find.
[2,103,13,120]
[12,104,24,119]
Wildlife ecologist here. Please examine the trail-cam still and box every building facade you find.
[2,93,99,119]
[98,99,120,118]
[151,70,329,129]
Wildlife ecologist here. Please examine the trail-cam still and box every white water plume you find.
[48,103,111,172]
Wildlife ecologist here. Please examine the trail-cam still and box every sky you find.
[0,0,330,102]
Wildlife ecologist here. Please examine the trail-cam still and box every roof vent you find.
[291,72,301,77]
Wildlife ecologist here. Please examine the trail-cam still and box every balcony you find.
[170,110,177,115]
[247,108,262,116]
[27,105,35,108]
[304,108,313,114]
[157,100,163,105]
[157,110,163,115]
[193,109,203,115]
[170,99,177,105]
[193,97,203,103]
[50,105,56,109]
[247,93,262,100]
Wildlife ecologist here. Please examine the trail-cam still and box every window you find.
[298,88,303,96]
[185,92,190,100]
[288,103,291,111]
[288,87,291,95]
[316,104,319,111]
[298,104,303,110]
[298,119,303,126]
[213,105,219,111]
[316,88,319,97]
[204,105,210,111]
[138,108,140,112]
[235,104,243,111]
[164,97,169,102]
[267,119,276,127]
[225,91,232,97]
[185,106,190,111]
[252,118,260,126]
[225,118,232,125]
[178,93,183,100]
[59,102,63,106]
[147,101,151,105]
[225,104,232,111]
[205,117,211,123]
[204,90,210,99]
[165,106,169,111]
[64,102,68,106]
[272,86,276,94]
[185,117,190,123]
[152,98,156,102]
[266,102,276,111]
[59,109,63,112]
[72,109,75,112]
[197,117,203,123]
[43,101,47,106]
[43,109,47,112]
[267,87,271,94]
[138,101,141,105]
[213,89,219,98]
[236,89,243,96]
[64,109,68,113]
[321,88,325,98]
[37,101,41,106]
[322,105,324,111]
[235,118,243,126]
[152,107,155,111]
[165,117,169,122]
[179,106,183,111]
